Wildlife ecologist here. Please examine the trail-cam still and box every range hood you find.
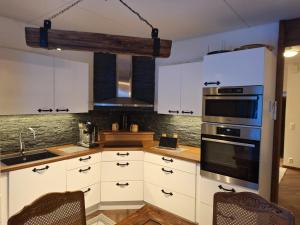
[94,54,154,109]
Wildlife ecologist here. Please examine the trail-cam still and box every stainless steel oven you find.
[202,85,263,126]
[200,123,261,190]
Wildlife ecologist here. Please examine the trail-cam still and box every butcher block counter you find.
[0,141,200,173]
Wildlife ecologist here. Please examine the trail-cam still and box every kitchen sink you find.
[1,151,59,166]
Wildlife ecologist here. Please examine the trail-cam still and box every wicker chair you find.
[8,191,87,225]
[213,192,295,225]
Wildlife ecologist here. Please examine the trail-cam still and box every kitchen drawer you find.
[198,175,258,206]
[144,152,196,174]
[66,153,101,170]
[67,163,100,190]
[144,162,196,197]
[82,183,100,208]
[101,151,144,161]
[144,182,195,222]
[101,161,143,181]
[101,181,143,202]
[67,182,100,209]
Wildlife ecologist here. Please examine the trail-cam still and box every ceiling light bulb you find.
[284,49,298,58]
[56,48,62,51]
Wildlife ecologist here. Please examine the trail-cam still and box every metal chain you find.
[48,0,85,20]
[47,0,155,30]
[118,0,154,29]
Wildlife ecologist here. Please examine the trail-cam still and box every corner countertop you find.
[0,142,200,173]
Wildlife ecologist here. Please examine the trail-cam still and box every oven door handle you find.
[202,137,256,148]
[204,96,258,100]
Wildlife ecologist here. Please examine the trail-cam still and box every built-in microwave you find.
[202,85,263,126]
[200,123,261,190]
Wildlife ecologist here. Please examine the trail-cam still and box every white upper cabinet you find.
[158,62,202,116]
[0,48,54,115]
[0,48,89,115]
[180,62,203,116]
[202,48,267,87]
[158,64,181,115]
[54,58,89,113]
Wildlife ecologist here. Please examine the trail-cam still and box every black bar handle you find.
[38,109,53,113]
[117,162,130,166]
[116,182,129,186]
[168,110,179,114]
[161,189,173,196]
[218,185,236,192]
[181,111,194,114]
[79,167,91,173]
[204,81,221,86]
[162,168,173,174]
[117,152,130,156]
[32,165,49,173]
[56,108,69,112]
[83,188,91,194]
[79,156,91,161]
[162,157,173,163]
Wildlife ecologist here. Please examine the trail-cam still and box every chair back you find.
[213,192,295,225]
[8,191,87,225]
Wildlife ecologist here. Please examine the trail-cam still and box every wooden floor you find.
[278,168,300,225]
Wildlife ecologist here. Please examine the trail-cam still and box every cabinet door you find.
[157,65,181,115]
[180,62,202,116]
[8,161,66,216]
[54,58,89,113]
[203,48,265,87]
[0,48,54,115]
[197,202,213,225]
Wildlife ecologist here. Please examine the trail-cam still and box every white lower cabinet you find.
[101,161,143,181]
[197,202,213,225]
[198,175,258,206]
[66,153,101,209]
[101,181,143,202]
[101,150,144,203]
[67,163,101,190]
[80,183,100,209]
[144,152,197,222]
[144,182,195,222]
[8,161,66,216]
[144,162,195,198]
[196,164,259,224]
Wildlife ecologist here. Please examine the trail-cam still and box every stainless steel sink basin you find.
[1,151,59,166]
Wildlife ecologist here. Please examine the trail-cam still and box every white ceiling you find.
[0,0,300,40]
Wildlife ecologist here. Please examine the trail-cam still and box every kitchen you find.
[0,1,299,225]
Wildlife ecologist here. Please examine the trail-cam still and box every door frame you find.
[271,18,300,202]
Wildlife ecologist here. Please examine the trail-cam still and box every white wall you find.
[155,23,279,110]
[0,16,94,109]
[283,63,300,168]
[0,16,279,112]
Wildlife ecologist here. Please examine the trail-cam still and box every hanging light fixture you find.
[284,47,298,58]
[25,0,172,58]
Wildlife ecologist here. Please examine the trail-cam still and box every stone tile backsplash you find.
[0,111,201,154]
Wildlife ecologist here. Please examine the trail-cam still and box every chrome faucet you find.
[19,127,36,156]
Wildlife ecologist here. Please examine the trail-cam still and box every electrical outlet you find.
[288,157,294,164]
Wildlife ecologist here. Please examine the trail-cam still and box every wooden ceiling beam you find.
[25,27,172,58]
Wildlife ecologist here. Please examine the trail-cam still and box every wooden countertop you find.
[0,142,200,173]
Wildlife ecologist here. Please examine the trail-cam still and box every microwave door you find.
[202,95,263,126]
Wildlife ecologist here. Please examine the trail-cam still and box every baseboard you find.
[99,201,145,210]
[282,165,300,171]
